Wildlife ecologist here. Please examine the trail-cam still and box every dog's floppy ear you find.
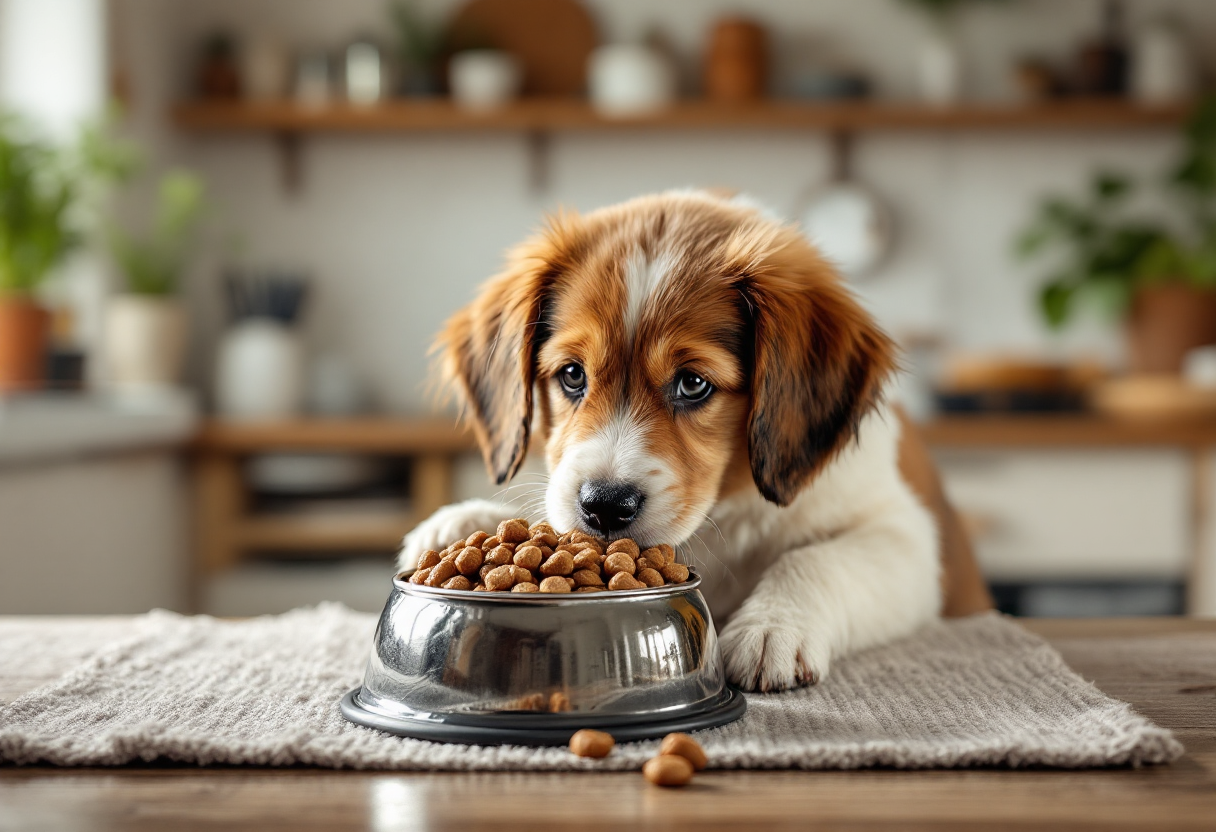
[737,233,897,506]
[437,223,575,484]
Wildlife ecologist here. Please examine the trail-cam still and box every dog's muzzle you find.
[578,480,645,534]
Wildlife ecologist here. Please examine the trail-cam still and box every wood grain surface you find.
[2,618,1214,832]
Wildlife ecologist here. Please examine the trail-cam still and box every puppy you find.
[400,189,991,691]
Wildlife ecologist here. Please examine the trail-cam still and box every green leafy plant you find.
[0,119,80,295]
[0,113,137,296]
[1018,97,1216,328]
[109,170,206,296]
[388,0,445,71]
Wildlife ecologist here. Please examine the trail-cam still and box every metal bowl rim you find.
[392,568,702,603]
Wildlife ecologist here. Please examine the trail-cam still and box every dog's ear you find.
[737,235,897,506]
[436,223,576,485]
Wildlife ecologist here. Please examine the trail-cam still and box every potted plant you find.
[1018,98,1216,374]
[388,0,445,97]
[104,170,206,392]
[0,119,81,391]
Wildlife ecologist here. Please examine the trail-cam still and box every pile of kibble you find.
[408,518,690,594]
[570,730,708,787]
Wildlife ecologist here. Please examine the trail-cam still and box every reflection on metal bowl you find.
[340,570,746,745]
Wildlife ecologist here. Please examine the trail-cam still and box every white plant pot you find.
[588,44,675,117]
[215,318,305,420]
[102,294,188,392]
[449,50,521,111]
[917,34,962,106]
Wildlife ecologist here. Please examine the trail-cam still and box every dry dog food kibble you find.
[642,754,695,787]
[568,729,615,758]
[410,520,689,593]
[658,733,708,770]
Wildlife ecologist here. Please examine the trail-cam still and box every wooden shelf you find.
[172,98,1191,135]
[193,417,474,454]
[920,414,1216,449]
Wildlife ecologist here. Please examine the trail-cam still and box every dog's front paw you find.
[398,499,516,570]
[718,611,831,693]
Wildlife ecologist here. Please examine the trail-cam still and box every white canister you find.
[215,318,305,420]
[449,50,521,111]
[1132,19,1194,104]
[588,44,675,117]
[102,294,188,392]
[916,33,962,106]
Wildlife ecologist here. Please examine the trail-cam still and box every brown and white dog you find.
[400,189,991,691]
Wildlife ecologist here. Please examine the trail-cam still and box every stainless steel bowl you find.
[340,569,746,745]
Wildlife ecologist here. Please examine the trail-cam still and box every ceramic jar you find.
[588,44,675,116]
[102,294,188,392]
[449,50,521,111]
[215,317,305,419]
[704,18,767,102]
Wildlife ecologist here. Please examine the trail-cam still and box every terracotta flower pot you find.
[1126,283,1216,374]
[0,295,50,392]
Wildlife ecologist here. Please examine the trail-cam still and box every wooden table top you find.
[2,617,1214,831]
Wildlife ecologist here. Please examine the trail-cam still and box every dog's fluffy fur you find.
[400,190,947,691]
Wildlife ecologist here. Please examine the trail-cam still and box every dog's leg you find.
[397,499,519,570]
[717,503,940,692]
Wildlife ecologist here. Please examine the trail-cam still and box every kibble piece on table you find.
[643,754,694,787]
[569,729,615,758]
[659,733,708,770]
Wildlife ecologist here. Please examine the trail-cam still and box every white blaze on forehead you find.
[622,247,679,340]
[545,407,685,546]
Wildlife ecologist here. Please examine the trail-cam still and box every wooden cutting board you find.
[448,0,599,96]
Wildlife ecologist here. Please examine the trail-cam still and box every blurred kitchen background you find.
[3,0,1216,618]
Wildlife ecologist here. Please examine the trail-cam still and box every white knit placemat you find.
[0,604,1182,770]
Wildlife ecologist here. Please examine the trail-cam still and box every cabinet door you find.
[935,449,1191,581]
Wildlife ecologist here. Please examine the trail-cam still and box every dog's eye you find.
[674,371,713,404]
[558,362,587,398]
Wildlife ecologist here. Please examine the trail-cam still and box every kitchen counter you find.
[0,391,198,465]
[1,617,1214,831]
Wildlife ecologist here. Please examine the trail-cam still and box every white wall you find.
[108,0,1213,413]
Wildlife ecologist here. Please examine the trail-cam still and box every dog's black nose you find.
[578,480,644,534]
